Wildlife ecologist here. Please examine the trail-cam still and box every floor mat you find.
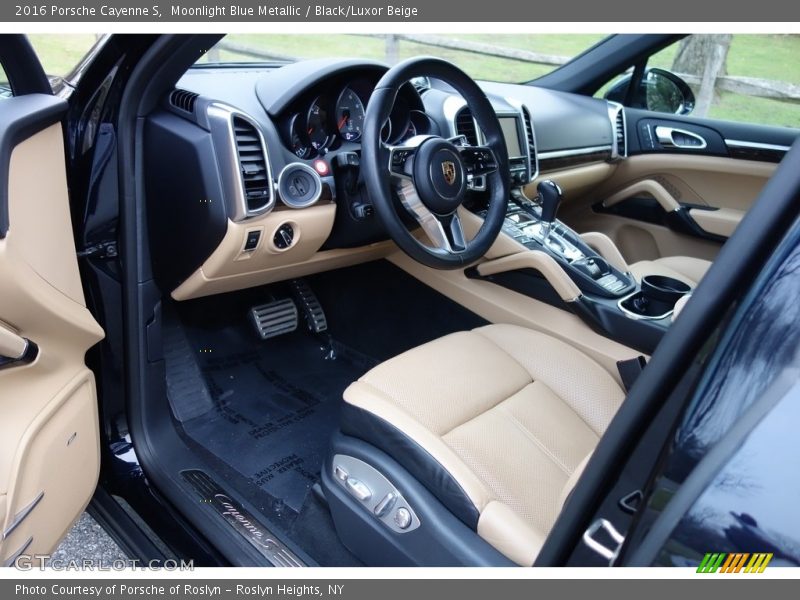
[170,289,377,516]
[165,259,488,563]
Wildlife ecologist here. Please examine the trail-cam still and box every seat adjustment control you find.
[345,477,372,502]
[374,492,397,517]
[394,507,412,530]
[332,454,420,534]
[333,465,348,482]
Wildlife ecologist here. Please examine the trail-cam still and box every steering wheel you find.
[362,57,510,269]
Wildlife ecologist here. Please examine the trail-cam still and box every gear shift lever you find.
[538,179,563,239]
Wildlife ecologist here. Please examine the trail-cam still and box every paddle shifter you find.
[537,179,563,239]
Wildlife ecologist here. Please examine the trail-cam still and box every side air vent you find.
[169,88,199,113]
[455,107,480,146]
[232,116,271,214]
[521,105,538,177]
[610,104,627,159]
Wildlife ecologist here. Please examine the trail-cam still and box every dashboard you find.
[144,58,624,300]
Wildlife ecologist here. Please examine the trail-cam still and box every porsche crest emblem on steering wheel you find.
[441,161,457,185]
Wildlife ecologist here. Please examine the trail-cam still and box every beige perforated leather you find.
[558,453,592,509]
[343,324,625,565]
[629,256,711,287]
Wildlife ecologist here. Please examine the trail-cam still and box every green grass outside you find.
[23,33,800,129]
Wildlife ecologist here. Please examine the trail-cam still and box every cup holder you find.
[619,275,691,320]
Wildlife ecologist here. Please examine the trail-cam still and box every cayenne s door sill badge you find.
[582,518,625,565]
[181,470,304,567]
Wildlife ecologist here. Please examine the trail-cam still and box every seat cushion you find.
[629,256,711,287]
[341,324,625,565]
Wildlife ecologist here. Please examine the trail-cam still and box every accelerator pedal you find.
[291,279,328,334]
[250,298,298,340]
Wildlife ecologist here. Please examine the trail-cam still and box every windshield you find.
[196,34,606,83]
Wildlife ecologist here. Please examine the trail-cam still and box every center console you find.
[471,180,693,355]
[497,198,634,298]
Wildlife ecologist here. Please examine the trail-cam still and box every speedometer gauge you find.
[335,87,366,142]
[306,97,330,151]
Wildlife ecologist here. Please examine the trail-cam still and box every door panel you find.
[0,96,104,566]
[562,153,775,265]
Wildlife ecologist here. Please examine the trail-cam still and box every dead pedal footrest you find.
[250,298,298,340]
[291,279,328,334]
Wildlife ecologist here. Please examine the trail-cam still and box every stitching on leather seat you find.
[495,398,572,476]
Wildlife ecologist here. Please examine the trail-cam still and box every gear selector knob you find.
[538,179,563,225]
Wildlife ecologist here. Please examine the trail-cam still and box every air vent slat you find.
[614,107,627,158]
[522,106,537,171]
[169,88,199,113]
[232,116,271,213]
[455,107,479,146]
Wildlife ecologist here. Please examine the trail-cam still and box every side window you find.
[0,64,11,99]
[25,34,103,83]
[599,34,800,129]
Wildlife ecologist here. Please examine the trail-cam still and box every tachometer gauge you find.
[398,120,417,142]
[288,113,313,159]
[335,87,366,142]
[306,97,330,151]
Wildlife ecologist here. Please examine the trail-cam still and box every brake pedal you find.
[291,279,328,334]
[250,298,298,340]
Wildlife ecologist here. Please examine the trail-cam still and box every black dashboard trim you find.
[255,58,388,117]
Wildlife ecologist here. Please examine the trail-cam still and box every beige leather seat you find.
[629,256,711,287]
[341,323,625,565]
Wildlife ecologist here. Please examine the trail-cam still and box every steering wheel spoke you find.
[457,145,498,192]
[394,177,467,254]
[459,145,499,177]
[387,144,417,181]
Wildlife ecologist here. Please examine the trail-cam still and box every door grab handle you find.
[654,126,708,150]
[0,324,38,369]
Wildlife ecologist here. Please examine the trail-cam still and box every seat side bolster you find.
[342,381,493,529]
[477,500,546,566]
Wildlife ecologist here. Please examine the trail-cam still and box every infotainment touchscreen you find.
[498,116,523,158]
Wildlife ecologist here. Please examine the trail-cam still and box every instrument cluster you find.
[281,77,435,159]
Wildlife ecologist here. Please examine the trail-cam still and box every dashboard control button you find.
[273,224,294,250]
[313,159,330,176]
[244,230,261,251]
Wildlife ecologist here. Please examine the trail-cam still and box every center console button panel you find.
[480,198,634,299]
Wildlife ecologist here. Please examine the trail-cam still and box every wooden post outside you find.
[385,34,399,65]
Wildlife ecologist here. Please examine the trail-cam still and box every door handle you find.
[0,323,38,369]
[654,126,708,150]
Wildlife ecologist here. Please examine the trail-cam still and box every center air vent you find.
[610,104,627,159]
[169,88,199,113]
[455,107,480,146]
[521,106,538,178]
[232,116,272,214]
